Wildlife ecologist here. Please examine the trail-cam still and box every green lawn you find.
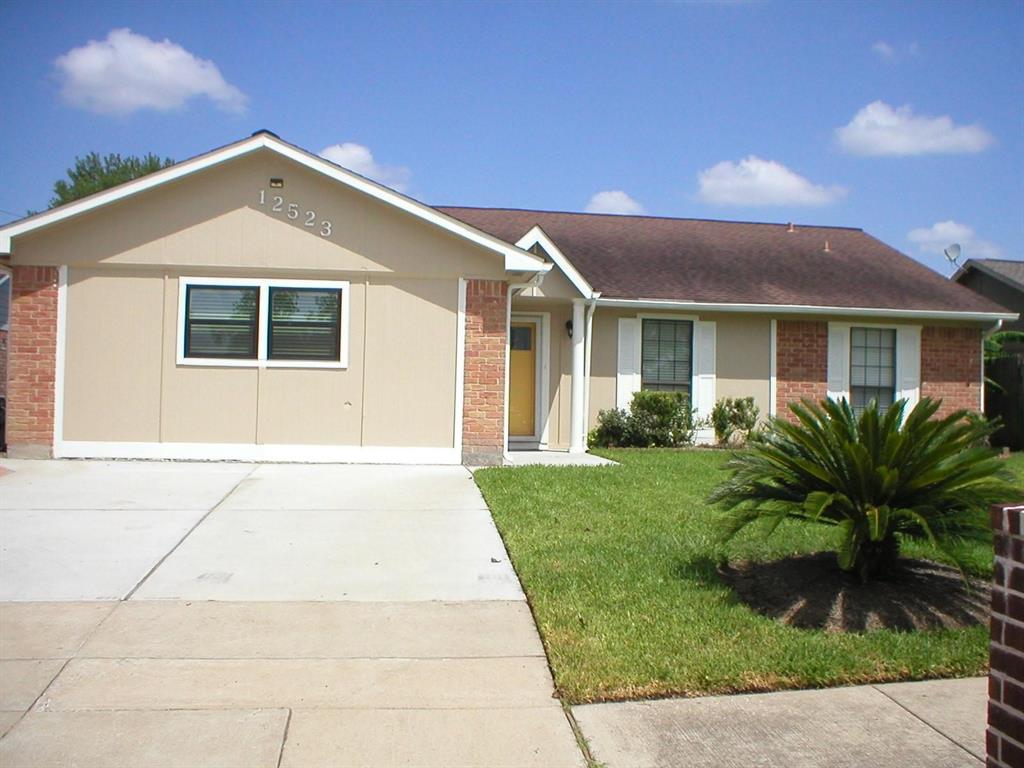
[475,450,1024,704]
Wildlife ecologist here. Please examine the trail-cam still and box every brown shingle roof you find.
[439,207,1008,315]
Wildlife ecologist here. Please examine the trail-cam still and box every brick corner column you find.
[988,502,1024,768]
[462,279,507,467]
[775,319,828,422]
[7,265,59,458]
[922,325,982,418]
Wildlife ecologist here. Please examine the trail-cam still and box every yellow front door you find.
[509,321,537,437]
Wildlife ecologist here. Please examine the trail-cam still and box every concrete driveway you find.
[0,460,585,767]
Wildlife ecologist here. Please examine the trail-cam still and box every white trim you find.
[0,134,547,273]
[501,287,512,461]
[638,312,700,401]
[596,297,1016,323]
[569,299,587,453]
[769,318,777,418]
[54,440,459,464]
[693,320,717,445]
[514,226,594,298]
[454,278,467,457]
[509,312,550,447]
[53,266,68,447]
[176,276,351,368]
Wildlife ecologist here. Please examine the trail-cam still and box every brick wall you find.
[921,325,982,418]
[6,266,59,458]
[988,503,1024,768]
[0,328,7,400]
[775,320,828,420]
[462,279,507,466]
[775,321,983,420]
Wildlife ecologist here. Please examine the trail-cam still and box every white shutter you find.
[827,323,850,403]
[616,317,641,410]
[694,320,716,444]
[897,325,921,409]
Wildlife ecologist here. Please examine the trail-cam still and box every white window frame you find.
[827,321,921,410]
[177,276,351,369]
[637,313,699,396]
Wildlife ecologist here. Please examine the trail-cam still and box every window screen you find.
[184,285,258,359]
[267,287,342,361]
[641,319,692,393]
[850,327,896,416]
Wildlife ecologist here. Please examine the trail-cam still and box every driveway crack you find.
[123,465,259,601]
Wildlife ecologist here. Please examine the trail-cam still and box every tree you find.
[708,397,1015,583]
[49,152,174,208]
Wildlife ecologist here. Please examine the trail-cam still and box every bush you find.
[589,391,696,448]
[708,397,1016,583]
[710,397,760,446]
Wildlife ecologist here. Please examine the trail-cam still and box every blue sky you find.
[2,0,1021,274]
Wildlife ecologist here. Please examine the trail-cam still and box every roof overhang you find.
[952,259,1024,293]
[0,133,547,273]
[596,296,1019,323]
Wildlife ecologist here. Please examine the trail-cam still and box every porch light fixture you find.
[269,178,284,188]
[565,319,574,339]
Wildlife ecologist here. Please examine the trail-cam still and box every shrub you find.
[589,391,696,448]
[708,397,1016,583]
[710,397,760,446]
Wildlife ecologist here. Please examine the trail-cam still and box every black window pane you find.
[641,319,692,394]
[185,286,258,359]
[850,327,896,417]
[268,287,341,361]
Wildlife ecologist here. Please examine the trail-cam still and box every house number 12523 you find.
[258,190,333,237]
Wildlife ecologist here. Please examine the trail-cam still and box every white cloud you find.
[907,220,1002,259]
[836,101,994,156]
[54,28,247,114]
[696,156,845,206]
[872,41,895,59]
[319,143,411,192]
[584,190,646,215]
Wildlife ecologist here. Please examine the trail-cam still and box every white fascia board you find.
[595,297,1019,323]
[515,225,594,298]
[0,134,547,274]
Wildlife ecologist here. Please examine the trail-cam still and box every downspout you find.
[582,292,601,446]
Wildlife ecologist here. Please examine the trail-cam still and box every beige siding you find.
[61,269,459,448]
[715,315,772,418]
[14,151,506,280]
[361,279,457,447]
[62,269,163,441]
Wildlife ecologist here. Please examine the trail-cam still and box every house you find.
[953,259,1024,333]
[0,132,1016,465]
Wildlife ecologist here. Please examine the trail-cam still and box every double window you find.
[641,318,693,393]
[850,326,896,416]
[179,278,349,367]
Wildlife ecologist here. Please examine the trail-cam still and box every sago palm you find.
[708,397,1017,583]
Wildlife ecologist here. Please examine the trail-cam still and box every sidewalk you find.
[572,677,986,767]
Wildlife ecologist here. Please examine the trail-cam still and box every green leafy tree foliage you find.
[49,152,174,208]
[709,397,1017,583]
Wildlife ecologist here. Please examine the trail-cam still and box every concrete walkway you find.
[0,460,585,767]
[573,677,987,768]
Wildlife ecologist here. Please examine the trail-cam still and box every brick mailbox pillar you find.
[989,502,1024,768]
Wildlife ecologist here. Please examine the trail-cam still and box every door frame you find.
[509,312,550,448]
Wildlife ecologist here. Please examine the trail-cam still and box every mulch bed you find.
[719,552,990,633]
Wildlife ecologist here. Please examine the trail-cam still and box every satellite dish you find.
[944,243,961,266]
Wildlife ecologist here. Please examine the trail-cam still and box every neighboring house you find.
[952,258,1024,333]
[0,132,1016,465]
